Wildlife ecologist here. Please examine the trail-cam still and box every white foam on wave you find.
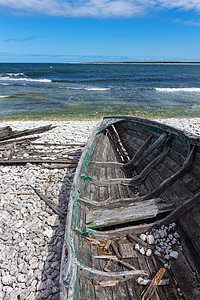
[0,76,51,83]
[5,73,25,77]
[84,87,110,91]
[155,87,200,92]
[0,95,10,98]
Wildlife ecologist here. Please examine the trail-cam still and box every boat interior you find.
[62,117,200,299]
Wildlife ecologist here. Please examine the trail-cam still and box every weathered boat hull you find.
[60,116,200,299]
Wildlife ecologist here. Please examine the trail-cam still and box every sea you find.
[1,62,200,120]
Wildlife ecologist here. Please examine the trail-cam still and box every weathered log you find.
[0,126,12,139]
[0,158,79,165]
[0,124,55,141]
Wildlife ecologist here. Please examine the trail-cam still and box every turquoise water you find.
[1,63,200,119]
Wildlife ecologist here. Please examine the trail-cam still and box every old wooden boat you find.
[60,116,200,299]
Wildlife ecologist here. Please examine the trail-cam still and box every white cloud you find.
[0,0,200,18]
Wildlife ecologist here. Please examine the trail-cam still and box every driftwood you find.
[142,268,166,300]
[0,136,39,146]
[29,185,66,218]
[43,163,78,169]
[0,158,79,165]
[0,124,55,141]
[111,241,122,259]
[0,124,82,167]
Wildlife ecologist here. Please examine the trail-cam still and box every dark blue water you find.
[1,63,200,119]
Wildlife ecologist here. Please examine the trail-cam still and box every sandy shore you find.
[0,117,200,299]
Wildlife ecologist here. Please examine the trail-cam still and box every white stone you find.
[147,235,155,245]
[29,257,38,269]
[2,275,14,286]
[47,215,60,227]
[43,229,54,238]
[15,220,23,228]
[135,244,140,251]
[169,251,179,259]
[139,247,145,255]
[139,234,147,242]
[2,167,10,173]
[17,228,26,234]
[17,274,27,283]
[168,234,173,240]
[146,249,152,257]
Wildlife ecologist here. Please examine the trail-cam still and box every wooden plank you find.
[129,146,170,186]
[0,158,79,165]
[170,251,200,299]
[142,268,166,300]
[144,146,195,200]
[135,133,167,167]
[91,247,112,300]
[86,199,174,229]
[125,134,153,168]
[118,242,137,259]
[78,196,155,209]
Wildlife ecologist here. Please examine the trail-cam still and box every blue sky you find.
[1,0,200,62]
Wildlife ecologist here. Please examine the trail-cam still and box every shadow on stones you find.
[36,160,77,299]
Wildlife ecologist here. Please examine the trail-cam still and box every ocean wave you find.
[155,87,200,92]
[0,95,10,98]
[0,76,51,83]
[2,73,26,77]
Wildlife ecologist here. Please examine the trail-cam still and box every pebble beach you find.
[1,117,200,300]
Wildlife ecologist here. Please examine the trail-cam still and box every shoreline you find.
[1,115,200,122]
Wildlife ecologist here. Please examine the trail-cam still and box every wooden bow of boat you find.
[60,116,200,299]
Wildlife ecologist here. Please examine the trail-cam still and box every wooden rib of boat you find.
[60,116,200,299]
